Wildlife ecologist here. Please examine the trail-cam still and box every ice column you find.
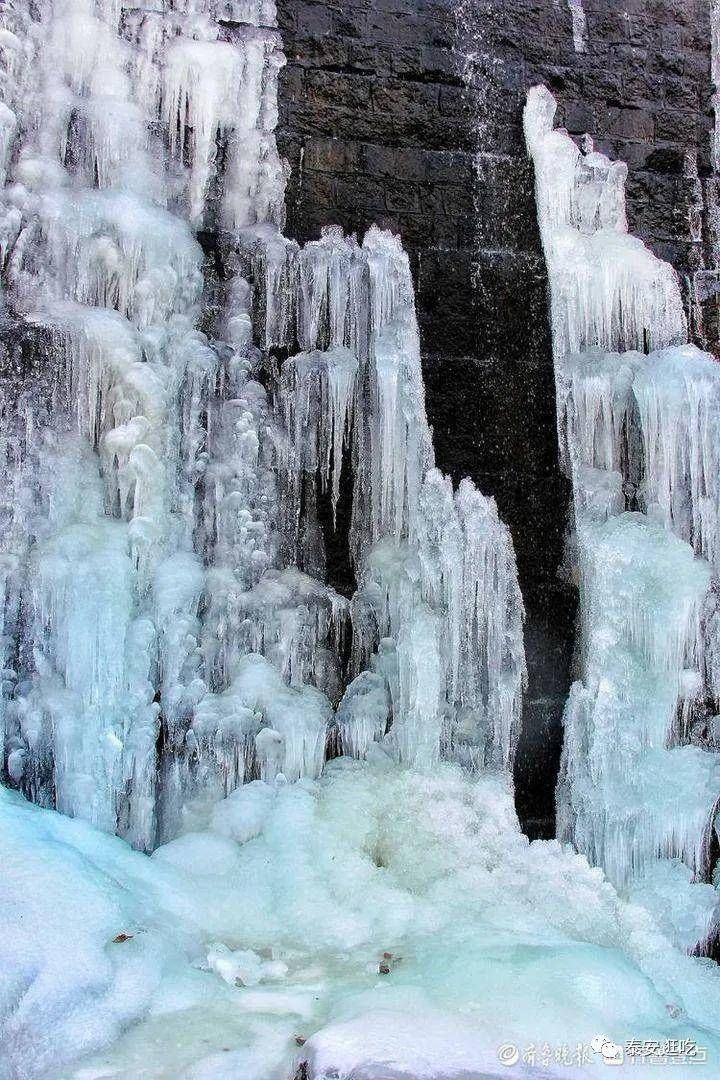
[246,222,527,771]
[161,15,285,229]
[350,471,526,770]
[525,84,720,942]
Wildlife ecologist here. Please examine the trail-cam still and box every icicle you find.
[297,226,355,350]
[202,567,347,699]
[352,470,526,771]
[336,671,390,759]
[557,514,720,889]
[557,348,640,473]
[191,653,331,789]
[633,345,720,569]
[394,606,444,767]
[162,25,285,227]
[0,103,17,186]
[275,346,357,536]
[4,434,144,837]
[0,0,527,851]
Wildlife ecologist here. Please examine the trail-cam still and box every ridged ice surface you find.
[526,83,720,943]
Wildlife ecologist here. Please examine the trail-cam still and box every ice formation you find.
[524,87,686,372]
[567,0,587,54]
[351,470,526,770]
[526,84,720,944]
[0,0,526,857]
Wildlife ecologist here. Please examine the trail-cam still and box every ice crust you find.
[526,83,720,941]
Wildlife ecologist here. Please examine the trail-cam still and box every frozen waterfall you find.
[0,0,526,853]
[525,84,720,948]
[4,1,720,1077]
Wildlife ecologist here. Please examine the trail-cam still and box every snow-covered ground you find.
[3,759,720,1079]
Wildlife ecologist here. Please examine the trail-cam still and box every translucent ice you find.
[352,470,526,770]
[0,4,539,1072]
[162,27,285,228]
[557,513,720,893]
[275,346,357,533]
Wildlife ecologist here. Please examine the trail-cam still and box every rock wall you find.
[276,0,718,835]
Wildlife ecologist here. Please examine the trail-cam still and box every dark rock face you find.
[275,0,717,836]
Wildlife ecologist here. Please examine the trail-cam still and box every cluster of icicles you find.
[0,0,525,850]
[525,86,720,940]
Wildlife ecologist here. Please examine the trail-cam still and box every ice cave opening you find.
[2,0,720,1078]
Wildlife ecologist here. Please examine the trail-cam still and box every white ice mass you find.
[0,0,719,1076]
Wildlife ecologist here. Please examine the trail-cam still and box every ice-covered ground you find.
[4,759,720,1079]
